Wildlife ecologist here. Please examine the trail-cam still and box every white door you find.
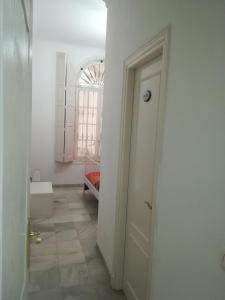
[1,0,31,298]
[123,56,162,300]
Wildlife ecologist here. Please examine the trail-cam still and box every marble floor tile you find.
[71,213,91,222]
[56,240,82,255]
[31,232,56,245]
[75,221,97,240]
[53,199,68,205]
[94,283,126,300]
[55,222,76,233]
[53,189,68,194]
[29,267,60,292]
[29,289,63,300]
[56,229,78,242]
[80,238,98,262]
[87,257,109,284]
[80,237,97,252]
[54,194,68,199]
[31,242,57,257]
[53,195,68,201]
[54,187,76,194]
[58,252,85,267]
[61,285,98,300]
[54,203,69,211]
[68,195,83,203]
[83,205,98,214]
[68,202,85,209]
[30,255,58,272]
[66,192,80,199]
[54,215,74,223]
[53,195,68,202]
[59,263,90,288]
[32,217,55,225]
[34,231,56,244]
[86,205,98,213]
[90,212,98,222]
[68,191,83,201]
[32,222,55,233]
[70,208,91,215]
[53,208,71,218]
[83,195,98,202]
[28,187,126,300]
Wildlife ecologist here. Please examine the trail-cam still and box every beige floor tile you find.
[58,252,85,267]
[31,242,57,257]
[30,255,58,272]
[56,240,82,255]
[56,229,78,242]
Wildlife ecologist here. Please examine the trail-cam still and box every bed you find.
[83,156,100,200]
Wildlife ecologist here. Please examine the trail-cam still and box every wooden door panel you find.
[124,58,162,300]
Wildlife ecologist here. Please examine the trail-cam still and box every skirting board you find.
[96,243,120,291]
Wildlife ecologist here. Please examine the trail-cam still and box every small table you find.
[30,182,53,219]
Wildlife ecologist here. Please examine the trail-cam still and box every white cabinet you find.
[30,182,53,218]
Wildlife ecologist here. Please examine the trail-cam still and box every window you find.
[74,61,104,161]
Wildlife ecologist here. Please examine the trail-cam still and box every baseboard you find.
[96,243,120,290]
[53,184,83,188]
[96,243,110,275]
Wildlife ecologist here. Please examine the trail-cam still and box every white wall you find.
[98,0,225,299]
[1,0,31,299]
[31,40,104,184]
[33,0,107,48]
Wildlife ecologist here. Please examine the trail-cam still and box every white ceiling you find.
[33,0,107,48]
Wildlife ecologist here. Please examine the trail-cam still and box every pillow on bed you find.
[85,171,100,191]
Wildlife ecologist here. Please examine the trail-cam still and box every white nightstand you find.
[30,182,53,219]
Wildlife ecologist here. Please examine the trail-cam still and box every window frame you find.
[74,86,103,162]
[73,59,104,163]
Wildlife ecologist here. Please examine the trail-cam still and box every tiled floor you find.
[28,186,126,300]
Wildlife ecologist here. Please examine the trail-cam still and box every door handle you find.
[29,231,40,237]
[29,231,42,244]
[145,201,152,210]
[27,219,42,268]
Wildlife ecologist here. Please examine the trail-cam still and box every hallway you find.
[28,187,125,300]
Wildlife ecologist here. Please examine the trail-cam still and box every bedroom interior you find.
[54,52,103,200]
[28,0,125,299]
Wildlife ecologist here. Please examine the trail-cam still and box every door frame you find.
[111,27,170,297]
[21,1,33,299]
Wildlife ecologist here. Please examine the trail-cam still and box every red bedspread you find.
[85,171,100,191]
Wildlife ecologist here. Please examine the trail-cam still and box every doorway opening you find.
[28,1,125,299]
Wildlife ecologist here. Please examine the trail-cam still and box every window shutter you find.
[64,85,75,162]
[55,53,75,163]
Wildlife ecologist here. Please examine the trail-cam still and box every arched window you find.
[74,60,104,161]
[79,60,104,87]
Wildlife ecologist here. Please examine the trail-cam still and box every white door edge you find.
[20,274,28,300]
